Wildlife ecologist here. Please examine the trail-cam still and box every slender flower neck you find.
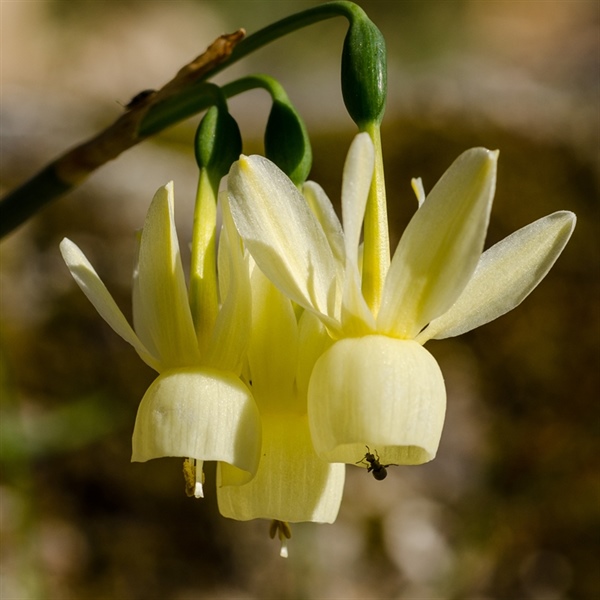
[360,122,390,317]
[190,98,242,357]
[189,169,219,355]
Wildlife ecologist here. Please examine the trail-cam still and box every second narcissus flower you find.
[217,266,344,557]
[60,182,261,494]
[227,132,576,469]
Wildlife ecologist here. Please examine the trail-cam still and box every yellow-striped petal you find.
[137,183,201,368]
[296,310,333,401]
[378,148,498,339]
[227,155,339,328]
[59,238,160,372]
[205,199,251,374]
[132,229,159,363]
[247,268,299,412]
[217,413,345,523]
[340,133,377,335]
[303,181,345,275]
[418,210,577,342]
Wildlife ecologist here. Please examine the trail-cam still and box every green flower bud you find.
[265,98,312,187]
[341,14,387,127]
[195,102,242,190]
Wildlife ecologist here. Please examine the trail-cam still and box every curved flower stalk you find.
[217,266,344,555]
[227,133,576,468]
[60,182,261,493]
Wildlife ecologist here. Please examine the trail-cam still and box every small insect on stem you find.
[356,446,397,481]
[124,89,156,110]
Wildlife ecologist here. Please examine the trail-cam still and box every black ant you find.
[124,89,156,110]
[356,446,396,480]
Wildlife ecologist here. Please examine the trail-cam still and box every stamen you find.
[269,520,292,558]
[183,458,205,498]
[411,177,426,207]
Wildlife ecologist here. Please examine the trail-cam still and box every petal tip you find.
[465,147,499,163]
[59,237,74,252]
[564,210,577,226]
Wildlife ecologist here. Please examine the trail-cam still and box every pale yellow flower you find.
[217,265,345,552]
[60,182,261,493]
[227,133,576,468]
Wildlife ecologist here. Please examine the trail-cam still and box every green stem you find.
[0,1,369,239]
[221,75,286,102]
[361,122,390,316]
[139,2,367,136]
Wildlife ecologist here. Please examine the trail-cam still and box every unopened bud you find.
[195,102,242,189]
[341,14,387,127]
[265,97,312,186]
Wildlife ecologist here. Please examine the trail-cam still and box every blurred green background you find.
[1,1,598,598]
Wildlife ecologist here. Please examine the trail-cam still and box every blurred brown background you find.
[1,1,598,599]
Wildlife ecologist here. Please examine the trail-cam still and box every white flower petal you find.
[132,229,159,361]
[247,268,299,410]
[227,155,339,325]
[340,270,377,336]
[137,183,201,368]
[308,336,446,465]
[296,310,333,401]
[217,192,234,302]
[217,413,345,523]
[340,133,377,334]
[378,148,498,339]
[418,210,577,341]
[205,199,251,374]
[303,181,345,272]
[131,368,261,485]
[59,238,159,371]
[341,133,375,271]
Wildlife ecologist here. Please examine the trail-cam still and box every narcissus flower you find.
[227,133,576,469]
[60,182,261,493]
[217,266,345,549]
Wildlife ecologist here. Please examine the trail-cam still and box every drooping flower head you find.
[227,133,576,468]
[60,182,261,493]
[217,265,345,555]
